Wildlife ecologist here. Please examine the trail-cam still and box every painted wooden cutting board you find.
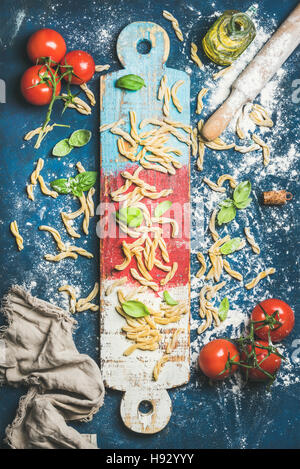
[99,22,190,434]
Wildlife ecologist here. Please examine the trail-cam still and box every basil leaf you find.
[217,205,236,225]
[50,178,72,194]
[52,138,73,157]
[163,290,179,306]
[155,200,172,218]
[74,171,98,192]
[220,238,241,255]
[234,197,252,209]
[116,74,146,91]
[233,181,251,205]
[72,186,83,198]
[116,207,143,228]
[219,198,235,208]
[122,300,150,318]
[69,129,92,147]
[218,297,229,321]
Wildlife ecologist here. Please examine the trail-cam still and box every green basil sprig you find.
[116,207,143,228]
[52,129,92,157]
[217,181,252,225]
[154,200,172,218]
[115,74,146,91]
[122,300,150,318]
[218,297,229,321]
[220,238,241,255]
[50,171,97,197]
[163,290,178,306]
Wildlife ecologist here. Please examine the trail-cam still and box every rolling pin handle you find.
[120,388,172,434]
[201,89,247,141]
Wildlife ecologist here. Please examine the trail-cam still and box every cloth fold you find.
[0,285,104,449]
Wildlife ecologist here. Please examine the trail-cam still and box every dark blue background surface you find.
[0,0,299,449]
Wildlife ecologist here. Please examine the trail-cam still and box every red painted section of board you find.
[100,163,190,293]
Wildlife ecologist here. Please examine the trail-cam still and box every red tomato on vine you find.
[60,50,95,84]
[241,340,282,381]
[251,299,295,343]
[27,28,66,64]
[198,339,240,380]
[20,65,61,106]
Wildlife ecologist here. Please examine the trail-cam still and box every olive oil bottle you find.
[202,8,256,65]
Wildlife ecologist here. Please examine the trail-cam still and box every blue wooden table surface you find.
[0,0,299,449]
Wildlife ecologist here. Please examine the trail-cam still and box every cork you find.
[262,190,293,205]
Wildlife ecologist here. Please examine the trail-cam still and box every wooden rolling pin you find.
[201,3,300,141]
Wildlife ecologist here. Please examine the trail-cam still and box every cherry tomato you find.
[20,65,61,106]
[241,340,281,381]
[198,339,240,380]
[251,299,295,343]
[60,50,95,85]
[27,28,66,64]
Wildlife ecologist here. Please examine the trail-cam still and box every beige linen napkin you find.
[0,285,104,449]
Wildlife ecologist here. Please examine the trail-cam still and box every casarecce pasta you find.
[191,42,204,69]
[245,268,275,290]
[170,80,184,112]
[10,221,24,251]
[162,10,183,41]
[244,227,260,254]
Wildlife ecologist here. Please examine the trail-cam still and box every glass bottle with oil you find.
[202,8,256,66]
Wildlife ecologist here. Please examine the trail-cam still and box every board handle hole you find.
[136,39,152,55]
[138,400,153,415]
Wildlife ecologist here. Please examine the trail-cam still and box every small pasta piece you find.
[170,80,184,112]
[223,259,243,281]
[235,143,260,153]
[249,104,273,128]
[26,184,34,201]
[208,209,219,242]
[163,86,171,117]
[61,212,81,238]
[44,251,78,262]
[245,268,276,290]
[24,126,54,142]
[153,355,170,381]
[76,302,99,313]
[76,161,85,173]
[105,277,127,296]
[196,252,206,278]
[217,174,237,189]
[130,268,159,291]
[30,158,44,185]
[203,177,226,193]
[111,126,137,147]
[197,120,205,171]
[80,194,90,235]
[95,64,110,72]
[58,284,77,313]
[61,94,91,115]
[158,75,167,101]
[38,175,58,198]
[87,187,95,217]
[244,227,260,254]
[80,82,96,106]
[100,118,125,132]
[68,246,94,258]
[252,134,271,166]
[166,328,184,354]
[39,225,66,251]
[160,262,178,286]
[191,127,198,157]
[129,110,140,142]
[191,42,204,69]
[76,282,99,309]
[10,221,24,251]
[196,87,208,115]
[162,10,183,41]
[212,65,232,80]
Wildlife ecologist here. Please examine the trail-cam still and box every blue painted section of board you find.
[101,21,190,174]
[0,0,299,449]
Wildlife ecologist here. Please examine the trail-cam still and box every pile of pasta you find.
[105,281,187,380]
[111,166,179,290]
